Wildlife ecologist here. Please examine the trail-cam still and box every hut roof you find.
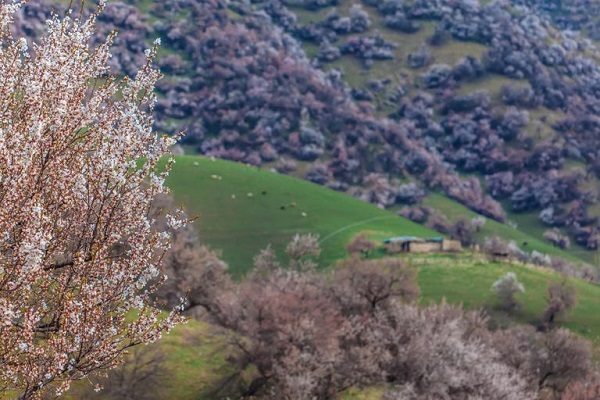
[383,236,423,244]
[427,237,443,243]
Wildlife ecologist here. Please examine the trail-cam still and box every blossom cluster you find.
[0,1,184,398]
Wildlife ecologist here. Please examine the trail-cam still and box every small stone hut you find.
[384,236,462,254]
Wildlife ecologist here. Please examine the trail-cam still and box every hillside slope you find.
[165,155,584,273]
[166,155,437,274]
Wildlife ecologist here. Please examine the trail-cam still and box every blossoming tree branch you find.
[0,1,185,398]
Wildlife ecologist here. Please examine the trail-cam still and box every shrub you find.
[491,272,525,311]
[543,280,577,326]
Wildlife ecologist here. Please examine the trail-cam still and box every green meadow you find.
[413,252,600,344]
[165,155,438,276]
[166,156,582,274]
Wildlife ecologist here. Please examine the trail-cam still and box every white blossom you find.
[0,2,185,397]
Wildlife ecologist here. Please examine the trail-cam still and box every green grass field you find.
[413,252,600,344]
[65,318,230,400]
[166,156,591,273]
[165,155,438,276]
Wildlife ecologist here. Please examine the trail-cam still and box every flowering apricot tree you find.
[0,1,184,398]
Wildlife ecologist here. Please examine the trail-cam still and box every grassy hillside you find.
[51,0,600,265]
[414,252,600,344]
[167,155,582,274]
[166,155,438,276]
[65,318,230,400]
[51,0,600,266]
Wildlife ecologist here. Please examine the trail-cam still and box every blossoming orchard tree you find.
[0,1,185,398]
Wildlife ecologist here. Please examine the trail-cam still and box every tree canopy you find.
[0,2,184,397]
